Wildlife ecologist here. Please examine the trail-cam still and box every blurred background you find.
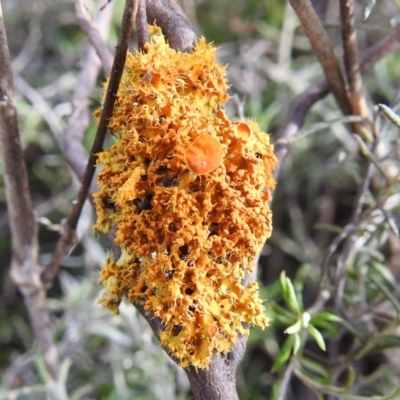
[1,0,400,399]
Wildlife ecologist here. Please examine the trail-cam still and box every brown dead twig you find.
[0,2,59,378]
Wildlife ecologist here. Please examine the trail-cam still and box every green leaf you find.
[293,333,301,354]
[311,312,342,323]
[344,366,356,391]
[353,135,388,180]
[298,355,330,382]
[279,273,302,315]
[296,365,400,399]
[379,103,400,128]
[310,319,339,337]
[271,303,296,322]
[271,335,295,372]
[367,273,400,316]
[279,271,289,301]
[361,334,400,356]
[285,319,302,335]
[301,312,311,329]
[308,324,326,351]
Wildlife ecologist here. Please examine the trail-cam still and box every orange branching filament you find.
[93,26,277,369]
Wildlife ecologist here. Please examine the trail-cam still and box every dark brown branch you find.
[75,0,113,75]
[339,0,368,117]
[289,0,352,116]
[185,338,245,400]
[0,19,35,258]
[275,27,400,176]
[135,303,246,400]
[42,0,138,288]
[136,0,148,51]
[146,0,197,51]
[0,3,59,377]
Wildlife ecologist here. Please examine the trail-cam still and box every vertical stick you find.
[0,1,59,377]
[136,0,149,51]
[340,0,368,117]
[289,0,352,116]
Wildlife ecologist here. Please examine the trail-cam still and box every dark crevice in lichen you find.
[156,176,179,187]
[133,194,153,212]
[179,244,190,258]
[171,325,182,337]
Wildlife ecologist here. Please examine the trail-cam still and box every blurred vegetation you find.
[1,0,400,399]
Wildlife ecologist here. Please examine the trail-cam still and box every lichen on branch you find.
[94,27,277,369]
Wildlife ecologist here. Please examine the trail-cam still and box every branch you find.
[0,3,59,377]
[75,0,113,75]
[146,0,197,51]
[136,0,148,52]
[275,27,400,175]
[42,0,137,288]
[289,0,352,116]
[135,303,245,400]
[62,1,113,183]
[339,0,368,117]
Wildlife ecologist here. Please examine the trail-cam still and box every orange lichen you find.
[184,134,224,174]
[94,26,277,369]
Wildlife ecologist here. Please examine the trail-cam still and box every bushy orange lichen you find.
[94,27,277,369]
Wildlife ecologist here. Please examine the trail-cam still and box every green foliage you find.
[270,272,338,372]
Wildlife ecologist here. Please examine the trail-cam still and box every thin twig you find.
[289,0,352,116]
[277,359,296,400]
[0,2,59,377]
[136,0,148,51]
[12,17,42,75]
[42,0,138,288]
[75,0,113,75]
[340,0,368,118]
[14,75,65,141]
[62,0,113,182]
[278,2,296,69]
